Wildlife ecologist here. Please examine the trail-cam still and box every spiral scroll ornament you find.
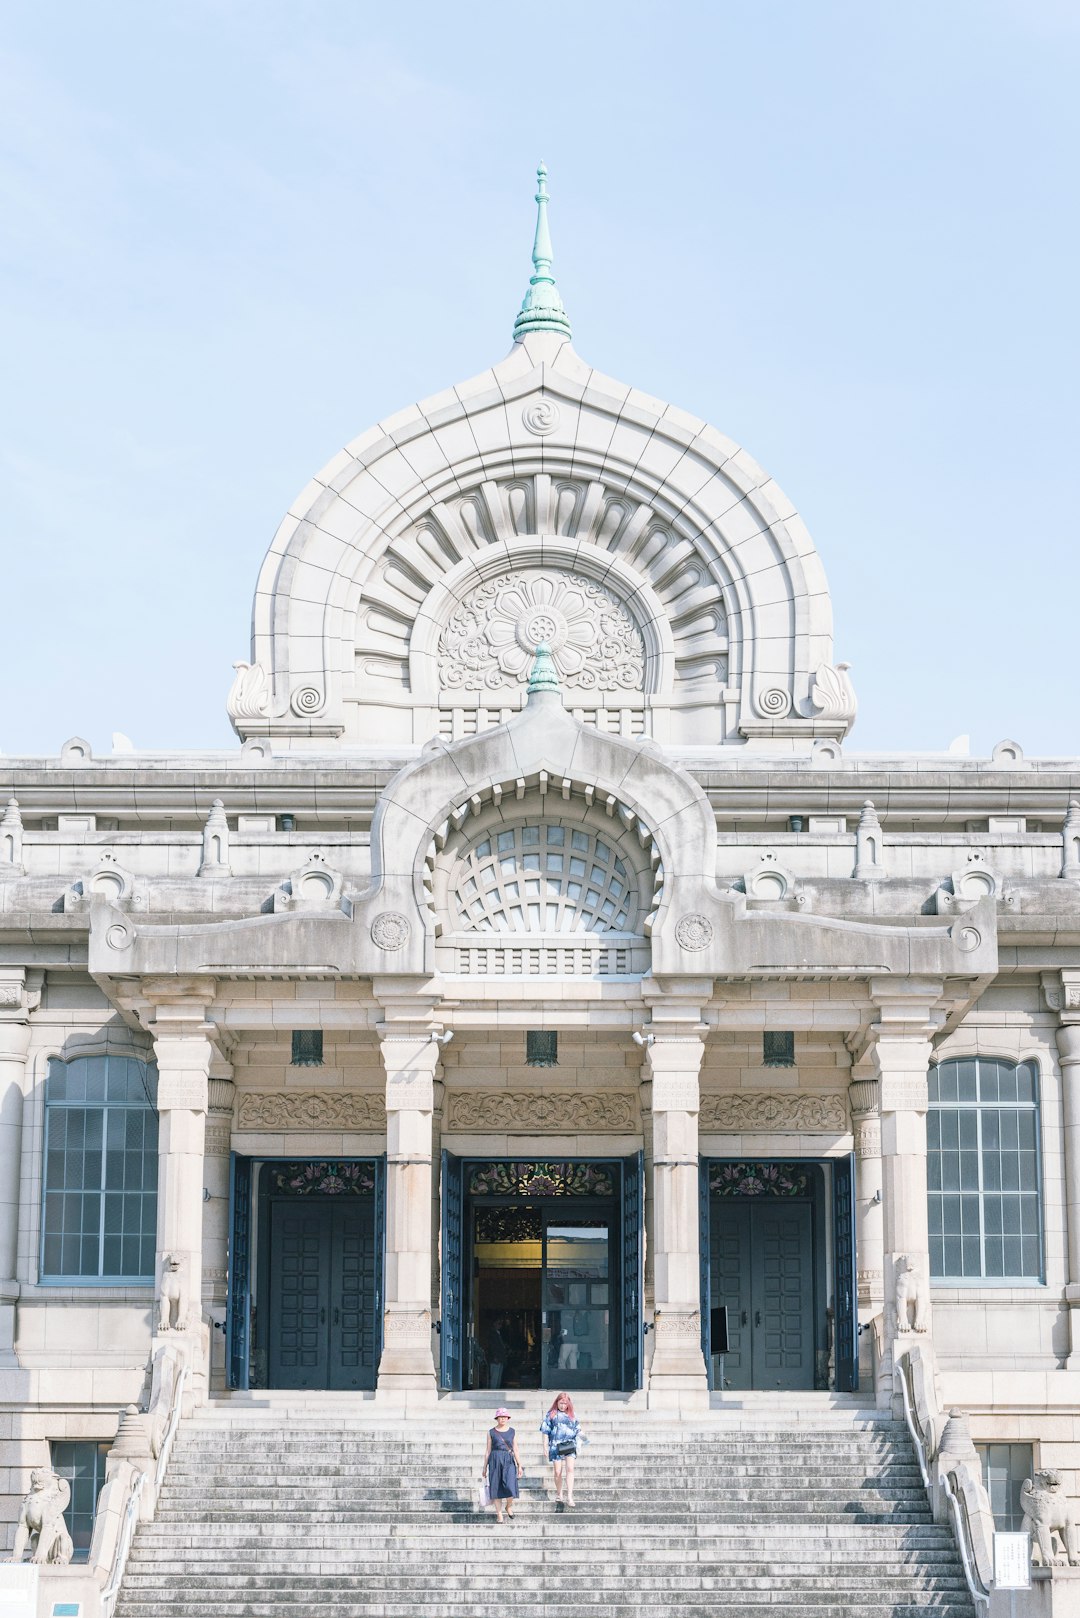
[522,398,561,436]
[290,685,325,717]
[756,687,792,718]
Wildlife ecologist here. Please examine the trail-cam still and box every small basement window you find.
[763,1031,795,1068]
[291,1030,323,1067]
[526,1031,559,1068]
[51,1440,110,1562]
[976,1442,1033,1532]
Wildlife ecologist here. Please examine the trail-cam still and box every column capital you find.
[640,1030,705,1112]
[1042,969,1080,1023]
[151,1016,215,1113]
[0,967,42,1024]
[378,1027,442,1111]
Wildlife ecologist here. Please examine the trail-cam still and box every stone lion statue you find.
[8,1468,73,1565]
[1022,1469,1080,1567]
[894,1254,929,1334]
[158,1251,188,1332]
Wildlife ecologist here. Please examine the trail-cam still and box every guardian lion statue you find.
[158,1251,189,1332]
[8,1468,73,1565]
[1022,1469,1080,1567]
[894,1254,929,1334]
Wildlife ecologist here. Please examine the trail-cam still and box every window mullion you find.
[975,1099,986,1279]
[98,1103,108,1278]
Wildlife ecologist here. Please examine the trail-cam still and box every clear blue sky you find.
[2,0,1077,757]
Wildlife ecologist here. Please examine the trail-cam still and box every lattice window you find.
[450,823,637,934]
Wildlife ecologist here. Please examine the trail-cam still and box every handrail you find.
[154,1362,187,1489]
[100,1469,145,1618]
[896,1351,930,1490]
[101,1359,187,1618]
[941,1464,991,1616]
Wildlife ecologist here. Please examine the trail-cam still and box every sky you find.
[1,0,1077,759]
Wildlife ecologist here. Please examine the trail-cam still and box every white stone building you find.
[2,163,1079,1568]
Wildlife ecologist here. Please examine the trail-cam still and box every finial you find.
[513,162,572,342]
[527,642,561,696]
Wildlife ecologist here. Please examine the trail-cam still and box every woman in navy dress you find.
[480,1407,522,1523]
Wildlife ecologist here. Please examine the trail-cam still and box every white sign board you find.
[994,1531,1032,1589]
[0,1564,39,1618]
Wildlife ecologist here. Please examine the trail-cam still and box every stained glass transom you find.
[450,823,637,934]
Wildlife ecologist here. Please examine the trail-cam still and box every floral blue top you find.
[540,1410,580,1460]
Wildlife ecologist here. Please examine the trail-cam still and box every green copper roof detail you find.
[513,162,572,342]
[527,642,561,695]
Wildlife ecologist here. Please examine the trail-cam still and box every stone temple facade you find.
[3,164,1080,1560]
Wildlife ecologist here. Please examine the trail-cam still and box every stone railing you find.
[895,1341,993,1615]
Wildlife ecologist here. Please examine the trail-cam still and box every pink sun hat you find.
[494,1407,511,1418]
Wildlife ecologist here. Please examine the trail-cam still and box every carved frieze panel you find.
[438,570,645,694]
[699,1091,848,1133]
[235,1090,386,1131]
[445,1090,637,1132]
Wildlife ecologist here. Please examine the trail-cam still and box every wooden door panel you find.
[752,1206,814,1390]
[268,1203,331,1389]
[329,1202,377,1391]
[709,1204,752,1389]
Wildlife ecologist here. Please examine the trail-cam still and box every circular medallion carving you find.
[522,398,560,436]
[290,685,324,716]
[756,687,792,718]
[675,913,713,951]
[957,925,982,953]
[105,922,133,951]
[370,912,410,951]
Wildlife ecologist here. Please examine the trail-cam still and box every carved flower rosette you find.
[438,571,644,694]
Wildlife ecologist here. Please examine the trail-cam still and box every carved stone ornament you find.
[383,1309,431,1340]
[65,853,146,912]
[522,397,561,435]
[699,1091,848,1132]
[653,1309,702,1340]
[9,1469,73,1565]
[370,911,410,951]
[446,1090,637,1132]
[290,684,325,717]
[755,686,792,718]
[157,1252,190,1333]
[227,661,270,721]
[236,1091,386,1130]
[438,570,644,693]
[0,981,24,1010]
[1022,1470,1080,1567]
[894,1254,929,1334]
[808,661,857,723]
[674,913,713,951]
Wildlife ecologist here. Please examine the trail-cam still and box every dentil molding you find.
[699,1091,849,1132]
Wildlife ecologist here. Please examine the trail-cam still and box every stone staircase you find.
[115,1391,974,1618]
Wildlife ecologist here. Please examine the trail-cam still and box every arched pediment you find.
[228,333,854,752]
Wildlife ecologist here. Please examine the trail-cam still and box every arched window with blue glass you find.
[41,1053,158,1282]
[927,1057,1043,1282]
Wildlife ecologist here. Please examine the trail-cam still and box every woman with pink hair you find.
[539,1391,584,1507]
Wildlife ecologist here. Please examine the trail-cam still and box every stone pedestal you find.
[150,993,215,1405]
[642,1032,709,1409]
[377,1029,440,1402]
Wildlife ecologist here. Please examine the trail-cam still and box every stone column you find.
[377,1027,440,1402]
[848,1058,884,1387]
[0,969,38,1365]
[148,984,216,1403]
[202,1061,234,1390]
[641,1030,709,1410]
[1047,970,1080,1364]
[865,982,943,1389]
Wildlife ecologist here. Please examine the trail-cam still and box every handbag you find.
[555,1439,576,1457]
[475,1474,491,1511]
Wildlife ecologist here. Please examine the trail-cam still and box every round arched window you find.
[449,823,638,934]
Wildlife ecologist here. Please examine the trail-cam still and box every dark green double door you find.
[268,1200,378,1390]
[709,1201,814,1390]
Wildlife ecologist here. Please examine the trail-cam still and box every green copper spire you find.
[527,642,561,695]
[513,162,572,342]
